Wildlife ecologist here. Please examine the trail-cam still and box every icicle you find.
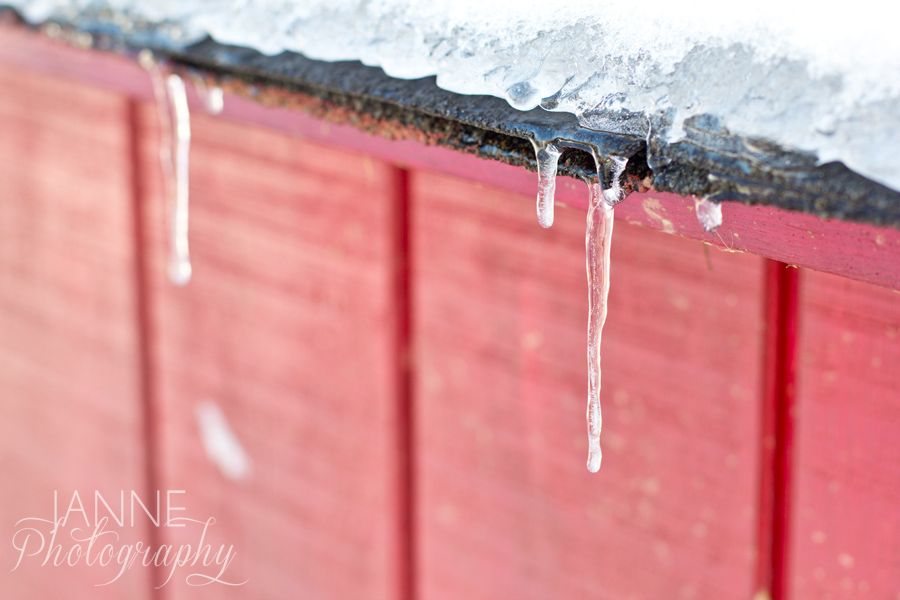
[193,77,225,115]
[694,197,723,232]
[584,180,615,473]
[531,140,562,228]
[602,155,629,206]
[583,153,625,473]
[140,50,193,286]
[165,73,193,285]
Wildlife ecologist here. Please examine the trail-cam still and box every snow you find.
[10,0,900,190]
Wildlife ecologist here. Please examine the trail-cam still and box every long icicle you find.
[584,154,626,472]
[584,179,615,472]
[140,51,193,286]
[531,140,562,228]
[165,73,193,285]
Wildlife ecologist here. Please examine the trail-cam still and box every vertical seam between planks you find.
[126,98,165,600]
[393,167,416,600]
[755,261,800,600]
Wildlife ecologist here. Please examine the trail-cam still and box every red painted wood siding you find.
[135,106,407,598]
[789,272,900,599]
[0,65,151,597]
[411,173,764,599]
[0,46,897,600]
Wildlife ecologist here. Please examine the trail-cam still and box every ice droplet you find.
[532,140,562,228]
[602,155,629,206]
[141,50,193,286]
[584,175,616,473]
[694,197,723,232]
[193,77,225,115]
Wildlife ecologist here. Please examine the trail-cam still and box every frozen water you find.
[601,155,629,207]
[193,77,225,115]
[531,140,561,228]
[584,178,615,473]
[140,50,193,286]
[9,0,900,191]
[167,75,193,286]
[164,72,193,286]
[694,197,723,232]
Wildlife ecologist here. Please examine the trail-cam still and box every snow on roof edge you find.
[9,0,900,191]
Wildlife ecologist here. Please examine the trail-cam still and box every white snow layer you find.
[12,0,900,190]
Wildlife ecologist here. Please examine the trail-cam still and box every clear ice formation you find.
[694,197,724,232]
[164,73,193,285]
[140,51,193,286]
[10,0,900,191]
[532,140,562,228]
[583,169,617,473]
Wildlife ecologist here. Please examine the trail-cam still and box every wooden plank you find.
[788,271,900,599]
[1,26,897,290]
[135,105,405,598]
[756,262,801,600]
[0,65,151,597]
[411,173,766,599]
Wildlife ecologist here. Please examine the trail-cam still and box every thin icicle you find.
[140,50,193,286]
[531,140,562,228]
[580,153,626,473]
[165,73,193,285]
[584,179,615,473]
[694,197,723,232]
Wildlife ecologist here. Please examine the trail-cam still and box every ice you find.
[9,0,900,191]
[140,50,193,286]
[584,177,615,473]
[694,197,723,232]
[531,140,561,228]
[165,72,192,286]
[193,77,225,115]
[601,155,629,207]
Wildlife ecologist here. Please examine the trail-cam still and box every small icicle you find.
[140,50,193,286]
[193,77,225,115]
[531,140,562,228]
[602,155,629,207]
[694,197,723,232]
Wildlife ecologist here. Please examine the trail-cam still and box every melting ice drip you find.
[583,155,626,473]
[140,57,225,286]
[531,139,624,473]
[584,181,614,472]
[192,75,225,115]
[164,74,193,286]
[140,50,194,285]
[531,140,562,228]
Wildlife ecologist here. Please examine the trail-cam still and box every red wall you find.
[0,60,897,600]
